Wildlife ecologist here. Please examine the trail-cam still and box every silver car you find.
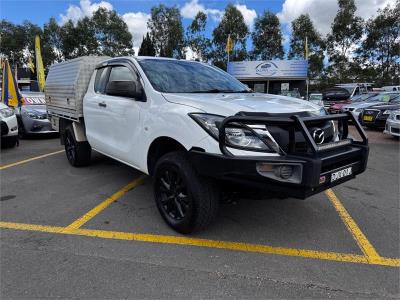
[15,92,57,137]
[341,92,400,119]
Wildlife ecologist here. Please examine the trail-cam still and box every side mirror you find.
[106,80,143,99]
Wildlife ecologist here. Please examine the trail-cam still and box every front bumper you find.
[189,144,368,199]
[384,119,400,137]
[1,116,18,137]
[23,117,57,134]
[360,112,389,128]
[190,112,369,199]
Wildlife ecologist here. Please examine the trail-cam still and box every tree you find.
[186,11,211,61]
[92,8,134,56]
[211,4,249,69]
[147,4,185,58]
[43,18,63,63]
[360,1,400,85]
[138,32,156,56]
[326,0,364,81]
[251,11,284,60]
[0,20,27,65]
[288,14,325,78]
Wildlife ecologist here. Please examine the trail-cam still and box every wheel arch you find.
[147,136,187,176]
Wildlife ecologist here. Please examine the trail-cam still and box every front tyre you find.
[64,125,91,167]
[1,136,18,148]
[154,151,219,234]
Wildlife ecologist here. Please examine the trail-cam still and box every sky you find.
[0,0,395,56]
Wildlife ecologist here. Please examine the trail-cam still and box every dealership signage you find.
[227,60,308,79]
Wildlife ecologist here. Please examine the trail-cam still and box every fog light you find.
[274,165,293,179]
[256,162,302,184]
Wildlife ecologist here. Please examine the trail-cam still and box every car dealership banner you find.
[227,60,308,79]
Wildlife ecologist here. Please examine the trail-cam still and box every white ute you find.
[46,56,369,233]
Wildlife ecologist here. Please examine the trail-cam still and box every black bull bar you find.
[218,111,368,157]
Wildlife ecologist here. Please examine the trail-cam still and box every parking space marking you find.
[325,189,381,264]
[0,150,64,170]
[0,221,399,267]
[63,175,147,232]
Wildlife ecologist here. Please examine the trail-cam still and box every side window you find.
[94,67,109,94]
[108,66,136,82]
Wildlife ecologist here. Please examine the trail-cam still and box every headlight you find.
[383,110,391,115]
[0,107,15,118]
[355,108,363,113]
[25,111,40,119]
[389,111,399,120]
[189,113,279,153]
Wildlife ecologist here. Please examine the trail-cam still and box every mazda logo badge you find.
[313,128,325,144]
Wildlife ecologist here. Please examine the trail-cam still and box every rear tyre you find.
[154,151,219,234]
[64,125,91,167]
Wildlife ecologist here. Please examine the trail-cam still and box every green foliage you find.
[43,18,63,63]
[288,14,325,79]
[326,0,364,81]
[186,11,211,61]
[0,0,399,86]
[91,8,134,57]
[359,1,400,85]
[251,11,284,60]
[211,4,249,69]
[138,32,156,56]
[147,4,185,58]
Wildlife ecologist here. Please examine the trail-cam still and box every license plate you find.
[363,115,373,121]
[331,166,352,182]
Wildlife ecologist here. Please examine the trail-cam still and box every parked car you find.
[16,92,57,137]
[0,102,18,148]
[384,110,400,138]
[46,56,369,233]
[308,93,323,106]
[382,86,400,92]
[329,92,380,114]
[279,90,302,99]
[359,95,400,128]
[322,87,351,111]
[342,92,400,119]
[335,83,373,98]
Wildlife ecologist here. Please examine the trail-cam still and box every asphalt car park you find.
[0,130,399,299]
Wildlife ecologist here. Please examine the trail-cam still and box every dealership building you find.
[227,60,308,96]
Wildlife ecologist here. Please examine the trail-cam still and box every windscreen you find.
[138,59,248,93]
[367,93,399,103]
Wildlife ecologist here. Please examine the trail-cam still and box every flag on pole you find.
[226,34,234,54]
[1,60,23,107]
[28,56,35,73]
[35,35,45,92]
[305,36,309,59]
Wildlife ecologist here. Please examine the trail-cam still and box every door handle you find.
[98,102,107,108]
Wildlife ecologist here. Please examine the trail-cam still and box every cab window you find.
[94,67,109,94]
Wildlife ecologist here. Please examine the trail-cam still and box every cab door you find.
[85,63,144,167]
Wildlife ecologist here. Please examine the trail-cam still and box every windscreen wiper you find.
[191,89,252,93]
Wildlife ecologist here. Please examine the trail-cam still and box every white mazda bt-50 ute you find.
[45,56,369,233]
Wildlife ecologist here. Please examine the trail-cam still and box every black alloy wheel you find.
[157,168,192,221]
[65,130,76,165]
[153,151,219,234]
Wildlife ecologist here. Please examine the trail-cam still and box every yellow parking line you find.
[325,189,382,264]
[0,221,399,267]
[63,175,147,232]
[0,150,64,170]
